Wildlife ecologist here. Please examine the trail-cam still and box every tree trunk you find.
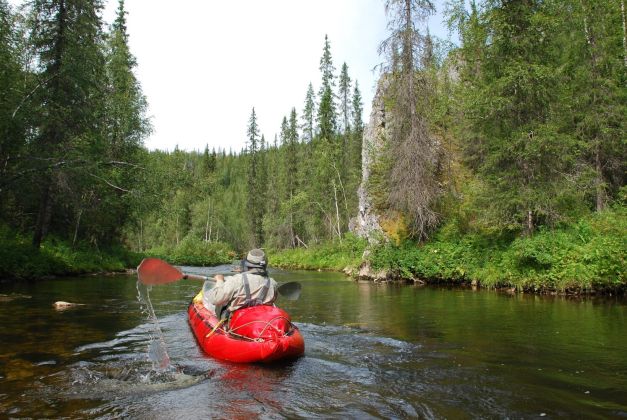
[72,209,83,246]
[205,202,211,242]
[175,214,179,245]
[33,181,53,248]
[622,0,627,68]
[580,0,607,211]
[139,219,143,252]
[595,138,606,211]
[289,190,295,248]
[526,210,534,237]
[333,181,342,242]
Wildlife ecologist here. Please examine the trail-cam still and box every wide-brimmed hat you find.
[243,248,267,268]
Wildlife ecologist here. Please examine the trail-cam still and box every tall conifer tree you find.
[379,0,440,240]
[338,62,353,185]
[338,62,352,134]
[0,0,27,210]
[351,81,364,172]
[246,107,263,245]
[97,0,151,243]
[106,0,149,156]
[349,81,364,194]
[301,83,316,143]
[29,0,108,247]
[317,35,337,141]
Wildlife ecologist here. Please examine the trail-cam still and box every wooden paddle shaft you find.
[183,273,214,282]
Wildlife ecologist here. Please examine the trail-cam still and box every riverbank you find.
[271,234,367,271]
[143,236,235,267]
[3,207,623,293]
[273,207,626,295]
[0,230,235,281]
[0,232,142,281]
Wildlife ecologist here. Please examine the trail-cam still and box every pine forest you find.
[0,0,625,293]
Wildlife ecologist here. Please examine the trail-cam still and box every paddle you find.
[137,258,302,300]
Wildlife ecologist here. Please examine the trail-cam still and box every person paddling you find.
[203,249,278,320]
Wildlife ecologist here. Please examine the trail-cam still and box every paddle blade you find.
[277,281,302,301]
[137,258,184,285]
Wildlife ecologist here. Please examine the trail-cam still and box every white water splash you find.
[135,281,171,370]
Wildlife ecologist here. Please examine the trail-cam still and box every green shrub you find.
[272,233,367,271]
[0,226,144,280]
[369,206,626,292]
[145,235,234,266]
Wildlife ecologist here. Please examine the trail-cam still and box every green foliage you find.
[271,233,367,271]
[0,0,149,253]
[2,0,623,297]
[246,107,265,246]
[338,62,352,133]
[0,226,142,280]
[445,0,626,235]
[300,83,316,143]
[369,206,626,292]
[146,235,234,267]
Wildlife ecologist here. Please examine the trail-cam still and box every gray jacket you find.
[205,269,278,313]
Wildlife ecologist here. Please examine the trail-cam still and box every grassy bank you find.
[372,207,626,293]
[273,208,626,294]
[144,236,235,267]
[271,234,367,271]
[0,228,143,280]
[0,229,235,281]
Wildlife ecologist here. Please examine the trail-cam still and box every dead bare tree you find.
[378,0,441,240]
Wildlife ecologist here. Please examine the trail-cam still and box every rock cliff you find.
[350,77,389,245]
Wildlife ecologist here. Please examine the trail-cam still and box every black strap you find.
[241,273,270,307]
[257,276,271,304]
[242,273,251,304]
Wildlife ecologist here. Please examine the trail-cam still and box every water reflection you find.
[0,270,626,418]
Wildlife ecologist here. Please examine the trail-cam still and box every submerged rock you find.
[53,301,85,311]
[356,259,393,283]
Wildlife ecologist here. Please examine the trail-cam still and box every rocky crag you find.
[349,77,397,282]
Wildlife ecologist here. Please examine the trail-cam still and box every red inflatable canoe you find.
[187,292,305,363]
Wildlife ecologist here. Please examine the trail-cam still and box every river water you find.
[0,266,625,418]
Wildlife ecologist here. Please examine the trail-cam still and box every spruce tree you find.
[286,109,300,246]
[317,35,337,141]
[279,115,290,200]
[338,62,352,134]
[246,107,264,245]
[351,81,364,176]
[259,134,268,204]
[28,0,108,247]
[98,0,150,244]
[446,0,612,234]
[347,80,364,212]
[312,35,344,240]
[338,62,353,185]
[0,1,27,212]
[203,144,216,174]
[301,82,316,143]
[563,0,626,210]
[106,0,149,156]
[287,109,299,196]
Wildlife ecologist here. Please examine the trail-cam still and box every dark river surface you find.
[0,266,625,418]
